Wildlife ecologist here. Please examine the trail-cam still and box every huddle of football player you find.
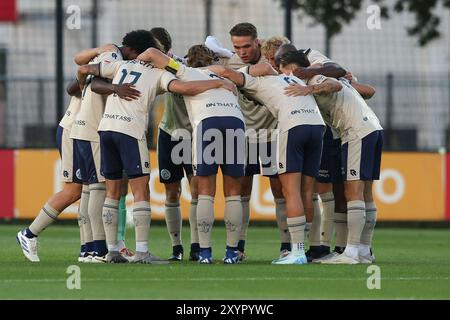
[17,22,382,266]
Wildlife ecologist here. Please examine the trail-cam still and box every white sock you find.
[346,200,365,247]
[136,241,148,253]
[309,194,321,246]
[320,192,335,247]
[344,244,359,259]
[359,244,371,256]
[287,216,306,252]
[164,201,182,246]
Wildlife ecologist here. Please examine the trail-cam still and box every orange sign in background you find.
[372,153,445,220]
[10,150,448,221]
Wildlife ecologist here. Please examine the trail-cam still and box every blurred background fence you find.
[0,0,449,151]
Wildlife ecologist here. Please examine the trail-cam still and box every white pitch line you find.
[1,277,450,283]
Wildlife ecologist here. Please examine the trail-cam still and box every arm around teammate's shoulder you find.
[168,79,237,96]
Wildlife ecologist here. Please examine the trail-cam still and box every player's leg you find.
[79,184,94,262]
[333,183,347,254]
[221,116,245,264]
[164,181,184,260]
[360,130,383,263]
[77,214,85,262]
[272,126,314,265]
[324,136,369,264]
[315,127,336,255]
[115,133,167,265]
[187,174,200,261]
[117,174,134,259]
[237,178,255,257]
[196,174,216,263]
[17,126,82,262]
[262,138,291,256]
[181,134,199,261]
[273,172,307,264]
[158,128,185,260]
[236,135,261,259]
[17,181,82,262]
[191,118,221,264]
[300,125,326,262]
[316,181,334,249]
[97,131,127,263]
[360,181,376,263]
[82,140,108,262]
[270,177,291,256]
[67,130,93,262]
[222,174,243,264]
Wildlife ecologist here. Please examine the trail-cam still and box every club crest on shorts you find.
[160,169,171,180]
[75,169,82,180]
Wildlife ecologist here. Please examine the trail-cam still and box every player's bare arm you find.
[77,63,100,91]
[248,62,278,77]
[66,79,81,96]
[351,81,376,99]
[293,62,347,80]
[91,77,141,101]
[284,78,343,97]
[168,79,237,96]
[74,43,117,65]
[206,65,245,87]
[344,71,376,99]
[136,47,170,69]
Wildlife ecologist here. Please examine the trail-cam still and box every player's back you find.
[313,77,382,142]
[176,65,244,126]
[98,60,175,140]
[71,50,123,142]
[242,73,324,132]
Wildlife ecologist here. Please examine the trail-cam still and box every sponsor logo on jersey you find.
[103,113,132,122]
[291,108,317,115]
[350,169,357,176]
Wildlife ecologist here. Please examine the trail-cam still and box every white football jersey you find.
[59,95,81,131]
[221,54,277,137]
[97,59,176,140]
[306,49,334,65]
[70,49,123,142]
[241,72,325,132]
[308,75,382,143]
[175,64,244,127]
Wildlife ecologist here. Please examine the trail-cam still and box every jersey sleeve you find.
[99,61,123,80]
[159,70,177,93]
[307,49,334,65]
[307,74,328,85]
[97,50,122,64]
[241,72,261,93]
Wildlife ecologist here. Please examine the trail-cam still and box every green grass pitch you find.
[1,224,449,299]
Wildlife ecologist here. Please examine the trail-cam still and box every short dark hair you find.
[150,27,172,53]
[122,29,157,54]
[279,50,311,68]
[274,43,297,67]
[229,22,258,38]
